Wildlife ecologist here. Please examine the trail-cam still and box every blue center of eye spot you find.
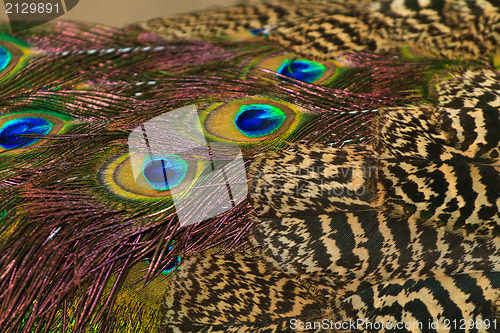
[0,45,12,72]
[145,244,181,275]
[162,255,181,274]
[145,256,181,275]
[142,155,188,191]
[234,104,286,138]
[0,117,52,150]
[249,27,270,37]
[277,59,326,83]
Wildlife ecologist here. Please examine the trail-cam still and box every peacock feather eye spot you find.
[0,117,52,150]
[253,54,339,85]
[145,255,181,275]
[201,97,306,145]
[277,59,326,83]
[142,155,188,191]
[161,255,181,274]
[234,104,286,138]
[0,35,31,79]
[0,45,12,72]
[249,27,270,37]
[145,243,181,275]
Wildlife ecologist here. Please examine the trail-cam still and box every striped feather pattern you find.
[133,0,500,60]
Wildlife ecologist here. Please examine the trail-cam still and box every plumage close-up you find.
[0,0,499,332]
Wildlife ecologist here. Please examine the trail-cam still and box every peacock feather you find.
[0,0,499,332]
